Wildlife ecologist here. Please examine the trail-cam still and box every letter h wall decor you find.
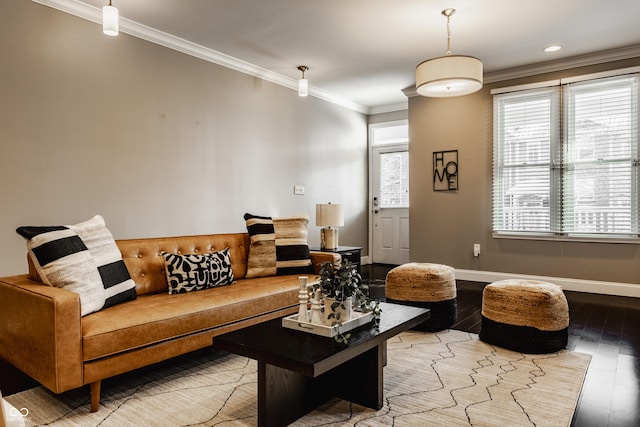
[433,150,458,191]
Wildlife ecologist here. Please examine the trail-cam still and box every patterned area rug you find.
[5,330,590,427]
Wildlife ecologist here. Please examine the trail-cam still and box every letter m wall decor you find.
[433,150,458,191]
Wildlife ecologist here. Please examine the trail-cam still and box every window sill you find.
[492,232,640,244]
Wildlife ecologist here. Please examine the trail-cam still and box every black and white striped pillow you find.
[17,215,137,310]
[18,227,106,316]
[68,216,137,308]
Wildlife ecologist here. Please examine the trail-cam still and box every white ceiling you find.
[41,0,640,113]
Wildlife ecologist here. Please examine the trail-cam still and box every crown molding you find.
[31,0,369,114]
[402,86,418,98]
[368,101,408,115]
[484,44,640,84]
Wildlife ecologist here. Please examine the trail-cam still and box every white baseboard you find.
[361,258,639,298]
[455,269,640,298]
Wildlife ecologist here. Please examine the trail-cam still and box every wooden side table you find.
[309,246,362,274]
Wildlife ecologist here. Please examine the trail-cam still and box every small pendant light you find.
[103,0,119,36]
[297,66,309,97]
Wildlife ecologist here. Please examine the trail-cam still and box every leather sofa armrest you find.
[309,251,341,274]
[0,276,83,393]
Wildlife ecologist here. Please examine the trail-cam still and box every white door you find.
[372,144,410,265]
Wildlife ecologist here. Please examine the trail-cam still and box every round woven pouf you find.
[479,279,569,353]
[385,263,457,331]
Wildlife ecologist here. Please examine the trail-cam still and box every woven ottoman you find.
[479,279,569,353]
[385,263,457,331]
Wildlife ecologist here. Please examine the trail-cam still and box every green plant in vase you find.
[316,259,381,343]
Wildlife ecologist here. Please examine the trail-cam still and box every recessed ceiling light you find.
[544,45,562,53]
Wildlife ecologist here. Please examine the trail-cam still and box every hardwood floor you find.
[364,263,640,427]
[1,264,638,426]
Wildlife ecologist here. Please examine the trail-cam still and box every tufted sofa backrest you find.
[116,233,250,296]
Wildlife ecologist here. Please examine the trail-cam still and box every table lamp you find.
[316,203,344,250]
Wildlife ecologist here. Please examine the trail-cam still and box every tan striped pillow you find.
[244,213,314,278]
[244,213,277,278]
[273,215,313,275]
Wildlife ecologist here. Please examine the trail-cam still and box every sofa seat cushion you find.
[81,275,316,361]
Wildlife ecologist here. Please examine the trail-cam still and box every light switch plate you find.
[294,185,305,195]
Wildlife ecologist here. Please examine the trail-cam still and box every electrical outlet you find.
[293,185,305,195]
[473,243,481,257]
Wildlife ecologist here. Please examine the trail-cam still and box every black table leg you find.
[257,343,384,427]
[331,343,384,409]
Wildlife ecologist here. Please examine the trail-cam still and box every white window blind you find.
[493,72,639,240]
[493,88,559,234]
[563,76,638,236]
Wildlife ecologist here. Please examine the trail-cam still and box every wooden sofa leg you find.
[90,381,101,412]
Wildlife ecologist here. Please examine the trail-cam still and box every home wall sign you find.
[433,150,458,191]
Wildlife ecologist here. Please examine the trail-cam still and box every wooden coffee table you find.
[213,302,430,427]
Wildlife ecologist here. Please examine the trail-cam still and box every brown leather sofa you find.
[0,233,339,412]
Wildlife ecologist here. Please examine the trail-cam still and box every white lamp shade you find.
[298,78,309,97]
[103,4,119,36]
[316,204,344,227]
[416,55,483,97]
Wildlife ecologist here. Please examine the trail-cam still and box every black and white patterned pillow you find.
[162,248,235,295]
[208,248,236,287]
[16,227,106,316]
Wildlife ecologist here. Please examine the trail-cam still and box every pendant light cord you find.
[446,14,451,55]
[442,8,455,56]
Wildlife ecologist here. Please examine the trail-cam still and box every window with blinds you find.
[493,72,639,241]
[493,88,559,234]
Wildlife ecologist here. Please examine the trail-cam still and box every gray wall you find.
[0,1,368,276]
[409,58,640,285]
[368,110,408,125]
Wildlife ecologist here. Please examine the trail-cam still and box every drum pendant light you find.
[416,9,482,97]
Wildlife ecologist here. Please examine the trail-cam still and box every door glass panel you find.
[379,151,409,208]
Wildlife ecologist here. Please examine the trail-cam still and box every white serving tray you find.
[282,310,374,337]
